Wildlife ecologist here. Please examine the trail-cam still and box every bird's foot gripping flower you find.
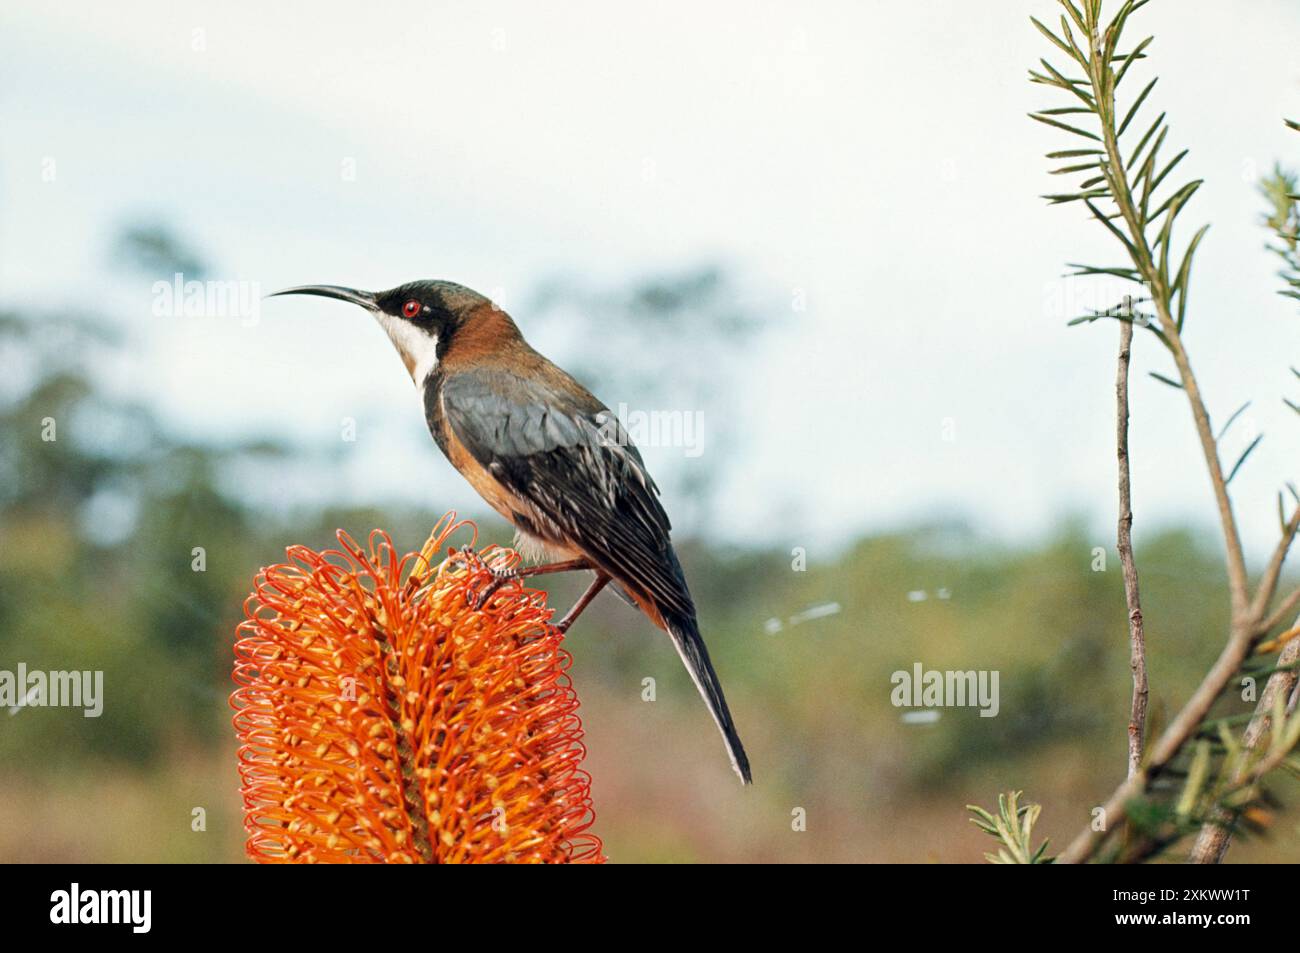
[448,545,520,610]
[231,512,603,863]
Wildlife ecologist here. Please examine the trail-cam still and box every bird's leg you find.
[511,557,595,579]
[470,556,595,609]
[555,572,611,633]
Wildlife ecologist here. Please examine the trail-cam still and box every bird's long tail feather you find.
[660,607,752,785]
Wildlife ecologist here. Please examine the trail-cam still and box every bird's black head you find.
[269,279,495,384]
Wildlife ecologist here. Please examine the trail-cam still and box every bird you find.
[270,279,752,784]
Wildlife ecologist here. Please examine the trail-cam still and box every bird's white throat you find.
[374,311,439,386]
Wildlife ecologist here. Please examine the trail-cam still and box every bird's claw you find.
[468,561,519,610]
[449,545,478,573]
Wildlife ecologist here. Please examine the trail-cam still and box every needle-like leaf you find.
[1118,78,1158,137]
[1148,147,1189,196]
[1114,35,1154,86]
[1030,112,1102,141]
[1038,58,1098,108]
[1052,161,1103,175]
[1085,199,1138,256]
[1172,223,1210,330]
[1031,16,1076,59]
[1217,401,1251,441]
[1126,112,1166,169]
[1226,435,1264,485]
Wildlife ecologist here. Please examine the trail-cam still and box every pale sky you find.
[3,0,1299,563]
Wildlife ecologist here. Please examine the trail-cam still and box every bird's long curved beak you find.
[269,285,379,311]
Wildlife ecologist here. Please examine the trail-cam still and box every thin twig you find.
[1037,0,1300,863]
[1187,615,1300,863]
[1261,585,1300,636]
[1161,329,1252,618]
[1088,18,1251,620]
[1054,8,1256,862]
[1058,618,1258,862]
[1116,317,1148,778]
[1250,506,1300,620]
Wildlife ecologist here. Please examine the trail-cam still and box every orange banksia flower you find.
[231,513,603,863]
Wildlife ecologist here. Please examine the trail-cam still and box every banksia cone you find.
[231,513,603,863]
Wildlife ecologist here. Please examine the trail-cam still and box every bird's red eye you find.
[402,299,421,318]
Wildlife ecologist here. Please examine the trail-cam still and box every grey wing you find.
[440,366,694,620]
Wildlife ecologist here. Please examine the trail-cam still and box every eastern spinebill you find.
[270,280,752,784]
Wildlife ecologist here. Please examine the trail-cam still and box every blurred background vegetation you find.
[1,225,1296,863]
